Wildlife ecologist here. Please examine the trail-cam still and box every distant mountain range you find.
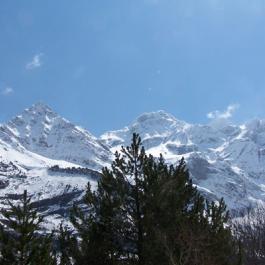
[1,102,265,227]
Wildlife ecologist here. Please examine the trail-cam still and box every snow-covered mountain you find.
[0,103,112,228]
[1,103,265,227]
[101,110,265,211]
[0,103,112,170]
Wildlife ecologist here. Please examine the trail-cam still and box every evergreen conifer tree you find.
[66,133,237,265]
[0,190,56,265]
[57,224,77,265]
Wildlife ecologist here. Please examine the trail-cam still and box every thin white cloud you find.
[207,104,239,120]
[1,87,14,95]
[26,53,44,70]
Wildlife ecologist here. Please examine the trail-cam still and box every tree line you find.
[49,165,102,180]
[0,134,259,265]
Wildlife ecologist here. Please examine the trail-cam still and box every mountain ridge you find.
[1,103,265,227]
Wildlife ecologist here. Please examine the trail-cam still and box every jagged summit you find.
[0,102,112,170]
[132,110,188,135]
[101,110,189,149]
[13,102,56,123]
[134,110,185,126]
[27,102,53,113]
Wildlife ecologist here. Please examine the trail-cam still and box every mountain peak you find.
[0,102,112,169]
[135,110,177,123]
[26,102,55,115]
[32,101,51,109]
[132,110,187,132]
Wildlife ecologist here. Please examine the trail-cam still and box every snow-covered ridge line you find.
[0,102,112,170]
[1,102,265,228]
[100,109,265,211]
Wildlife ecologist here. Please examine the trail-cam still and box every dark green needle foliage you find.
[62,133,237,265]
[0,190,56,265]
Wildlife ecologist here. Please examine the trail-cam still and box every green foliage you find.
[0,134,243,264]
[0,190,56,265]
[57,224,76,265]
[63,133,236,265]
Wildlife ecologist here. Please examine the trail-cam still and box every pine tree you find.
[66,133,236,265]
[0,190,56,265]
[66,178,123,265]
[57,224,77,265]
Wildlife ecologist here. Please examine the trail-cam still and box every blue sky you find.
[1,0,265,135]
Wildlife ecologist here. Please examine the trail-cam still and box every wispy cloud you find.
[1,87,14,96]
[26,53,44,70]
[207,104,240,120]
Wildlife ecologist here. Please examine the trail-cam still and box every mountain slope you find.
[101,111,265,210]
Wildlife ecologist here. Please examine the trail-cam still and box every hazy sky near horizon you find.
[1,0,265,135]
